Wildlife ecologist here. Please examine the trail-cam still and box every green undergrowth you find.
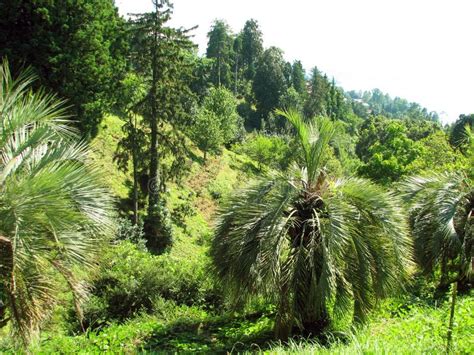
[2,293,470,353]
[175,147,259,223]
[268,295,474,354]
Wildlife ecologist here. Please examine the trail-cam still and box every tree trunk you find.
[301,307,330,337]
[274,285,292,341]
[1,236,27,346]
[440,254,449,286]
[234,55,238,94]
[132,114,139,225]
[446,281,458,353]
[353,299,366,325]
[274,313,292,341]
[0,236,13,329]
[0,236,13,284]
[436,255,452,298]
[217,41,221,87]
[145,5,161,251]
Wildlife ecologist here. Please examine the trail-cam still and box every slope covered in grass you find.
[12,293,472,353]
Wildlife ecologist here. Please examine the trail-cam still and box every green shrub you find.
[170,191,197,229]
[79,242,221,329]
[115,217,146,247]
[234,133,292,171]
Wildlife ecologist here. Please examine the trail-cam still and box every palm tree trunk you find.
[440,254,449,287]
[274,283,292,341]
[0,236,13,329]
[0,236,13,285]
[301,307,330,336]
[0,235,22,344]
[436,255,451,298]
[353,299,366,325]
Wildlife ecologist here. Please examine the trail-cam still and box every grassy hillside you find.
[1,116,472,354]
[89,115,130,199]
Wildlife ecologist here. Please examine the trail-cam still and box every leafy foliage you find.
[80,241,219,328]
[0,0,127,138]
[356,117,454,184]
[235,133,291,171]
[413,131,467,174]
[358,120,423,184]
[190,86,241,160]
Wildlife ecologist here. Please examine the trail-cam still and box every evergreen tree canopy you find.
[0,0,127,138]
[291,60,307,96]
[206,20,235,88]
[253,47,288,121]
[304,67,330,118]
[128,0,196,253]
[240,19,263,80]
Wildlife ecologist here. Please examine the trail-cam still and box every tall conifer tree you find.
[128,0,195,252]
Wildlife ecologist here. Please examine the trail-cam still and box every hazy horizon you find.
[117,0,474,123]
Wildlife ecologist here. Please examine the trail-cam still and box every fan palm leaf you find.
[0,61,114,346]
[400,172,473,286]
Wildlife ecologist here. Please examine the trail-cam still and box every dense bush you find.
[115,217,146,246]
[234,133,292,171]
[79,242,221,329]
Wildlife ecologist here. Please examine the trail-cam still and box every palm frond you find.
[275,109,339,186]
[0,61,114,345]
[211,177,298,304]
[400,173,471,281]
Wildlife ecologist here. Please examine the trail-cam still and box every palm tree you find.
[401,174,473,291]
[210,109,413,340]
[401,128,473,352]
[0,61,114,346]
[401,124,474,291]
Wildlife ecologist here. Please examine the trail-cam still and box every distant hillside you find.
[346,88,439,121]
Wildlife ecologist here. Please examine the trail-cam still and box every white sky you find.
[117,0,474,123]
